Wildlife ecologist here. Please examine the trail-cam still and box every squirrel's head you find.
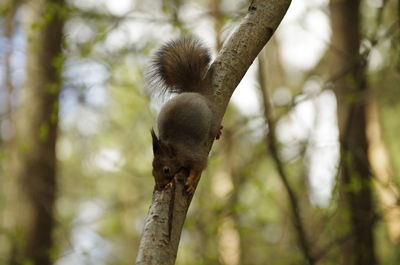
[151,129,181,189]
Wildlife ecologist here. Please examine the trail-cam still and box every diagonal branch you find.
[258,50,315,265]
[135,1,292,264]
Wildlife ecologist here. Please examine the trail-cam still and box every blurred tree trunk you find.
[329,0,377,265]
[216,128,242,265]
[209,0,222,50]
[9,0,66,265]
[366,99,400,242]
[1,0,19,260]
[2,0,18,138]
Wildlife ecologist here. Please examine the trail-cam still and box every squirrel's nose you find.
[163,166,171,175]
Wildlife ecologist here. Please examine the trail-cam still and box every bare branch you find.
[258,50,315,265]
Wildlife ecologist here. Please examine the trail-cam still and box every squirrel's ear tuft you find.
[151,128,161,155]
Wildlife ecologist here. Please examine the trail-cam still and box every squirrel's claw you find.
[186,184,195,194]
[215,125,223,140]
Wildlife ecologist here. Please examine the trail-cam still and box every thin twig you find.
[258,51,315,265]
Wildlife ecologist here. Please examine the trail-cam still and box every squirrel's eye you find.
[163,167,170,175]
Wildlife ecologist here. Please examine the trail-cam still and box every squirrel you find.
[149,38,222,193]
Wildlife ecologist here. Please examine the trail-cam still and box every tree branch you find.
[135,1,291,264]
[258,50,315,265]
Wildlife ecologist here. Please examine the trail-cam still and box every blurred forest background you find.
[0,0,399,265]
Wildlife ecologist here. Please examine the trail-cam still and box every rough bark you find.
[329,0,377,265]
[10,0,65,265]
[135,1,292,264]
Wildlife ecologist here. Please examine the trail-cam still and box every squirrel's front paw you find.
[185,176,196,194]
[216,125,223,140]
[185,169,201,195]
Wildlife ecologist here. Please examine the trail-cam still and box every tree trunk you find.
[10,1,65,264]
[329,0,377,264]
[1,0,19,260]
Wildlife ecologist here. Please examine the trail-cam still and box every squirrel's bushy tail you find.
[149,38,211,94]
